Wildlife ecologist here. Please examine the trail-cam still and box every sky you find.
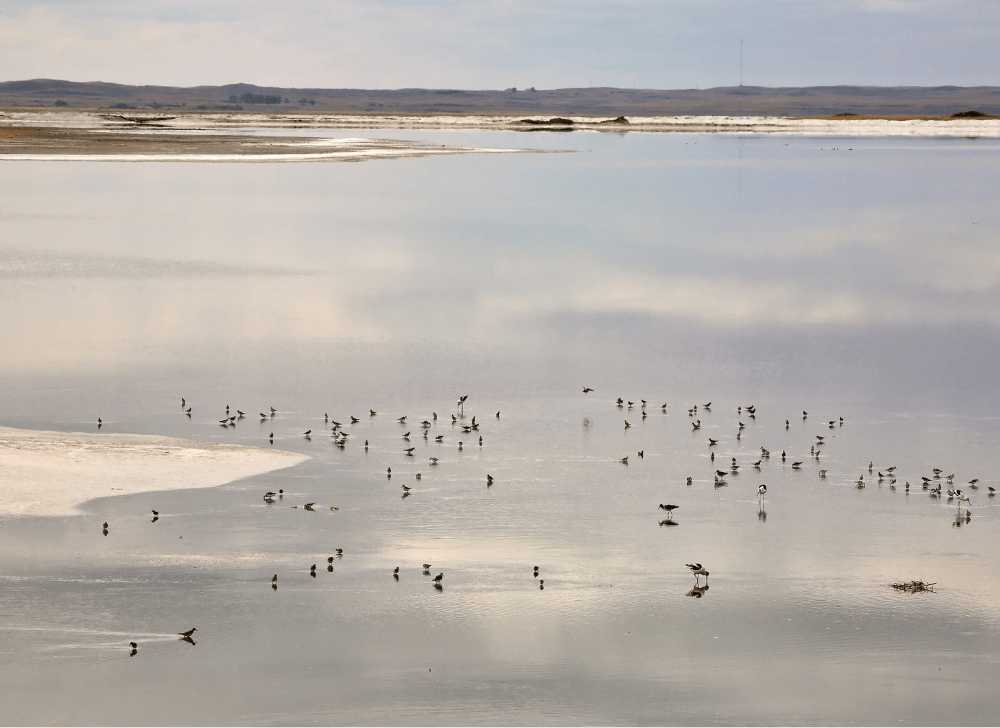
[0,1,998,90]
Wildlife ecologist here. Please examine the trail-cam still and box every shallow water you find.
[1,129,999,725]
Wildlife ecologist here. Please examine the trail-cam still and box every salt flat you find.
[0,427,308,516]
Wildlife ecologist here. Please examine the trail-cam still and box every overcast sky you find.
[1,1,998,90]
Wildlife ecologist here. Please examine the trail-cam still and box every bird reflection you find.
[180,635,197,645]
[686,585,710,598]
[758,505,767,522]
[658,519,679,527]
[953,511,972,528]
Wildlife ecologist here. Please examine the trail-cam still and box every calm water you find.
[1,129,1000,725]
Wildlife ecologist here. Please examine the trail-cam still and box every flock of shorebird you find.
[110,387,991,653]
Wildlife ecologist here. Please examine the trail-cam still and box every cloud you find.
[1,1,999,88]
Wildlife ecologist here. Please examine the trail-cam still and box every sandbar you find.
[0,127,531,161]
[0,427,309,517]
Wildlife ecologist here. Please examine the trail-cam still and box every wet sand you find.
[0,427,309,516]
[0,125,527,161]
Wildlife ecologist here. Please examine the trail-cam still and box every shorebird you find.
[792,462,802,469]
[486,474,493,486]
[819,470,827,477]
[393,567,399,576]
[370,410,377,416]
[620,457,628,465]
[429,457,439,465]
[691,420,701,430]
[624,420,631,429]
[703,402,711,408]
[582,387,594,394]
[955,489,972,506]
[335,548,342,555]
[658,504,679,516]
[181,398,185,406]
[637,450,643,458]
[151,510,158,516]
[708,439,718,446]
[303,430,311,436]
[304,503,315,510]
[686,477,693,485]
[423,564,432,570]
[270,407,276,414]
[404,447,414,455]
[432,573,443,583]
[178,628,197,638]
[757,484,767,500]
[398,416,407,423]
[350,416,359,423]
[686,563,709,582]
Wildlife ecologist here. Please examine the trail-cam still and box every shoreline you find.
[0,127,529,161]
[1,111,998,158]
[0,426,310,517]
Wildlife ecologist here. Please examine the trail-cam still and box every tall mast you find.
[740,38,743,87]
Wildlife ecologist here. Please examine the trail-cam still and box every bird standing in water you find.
[686,563,710,583]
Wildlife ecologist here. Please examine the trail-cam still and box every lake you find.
[1,127,999,725]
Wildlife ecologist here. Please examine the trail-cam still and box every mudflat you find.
[0,427,309,516]
[0,123,526,160]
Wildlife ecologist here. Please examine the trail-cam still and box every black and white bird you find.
[686,563,710,582]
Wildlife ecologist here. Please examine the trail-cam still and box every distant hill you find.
[2,79,1000,117]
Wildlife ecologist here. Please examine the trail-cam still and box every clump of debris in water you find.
[890,580,936,593]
